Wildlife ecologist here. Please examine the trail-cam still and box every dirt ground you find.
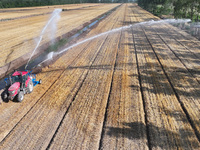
[0,3,200,150]
[0,3,119,78]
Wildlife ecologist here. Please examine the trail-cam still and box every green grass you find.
[46,38,68,53]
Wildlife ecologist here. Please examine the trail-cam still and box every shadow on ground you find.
[106,121,200,149]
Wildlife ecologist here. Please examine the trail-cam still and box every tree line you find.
[0,0,95,8]
[0,0,128,8]
[137,0,200,21]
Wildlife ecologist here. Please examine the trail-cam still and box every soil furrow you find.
[136,9,200,141]
[99,4,148,149]
[0,5,124,150]
[130,4,200,149]
[0,3,120,74]
[142,26,200,142]
[48,5,125,150]
[0,25,101,143]
[46,23,114,150]
[1,3,200,150]
[150,25,200,84]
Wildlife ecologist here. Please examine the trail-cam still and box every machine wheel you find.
[17,91,24,102]
[27,80,34,93]
[1,90,9,102]
[39,79,42,84]
[3,91,8,100]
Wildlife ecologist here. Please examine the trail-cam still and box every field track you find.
[0,3,200,150]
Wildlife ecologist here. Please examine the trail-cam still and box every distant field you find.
[0,3,119,75]
[0,3,100,20]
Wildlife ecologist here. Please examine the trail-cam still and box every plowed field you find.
[0,3,100,20]
[0,3,119,78]
[0,3,200,150]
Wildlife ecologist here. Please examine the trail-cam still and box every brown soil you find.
[0,3,199,150]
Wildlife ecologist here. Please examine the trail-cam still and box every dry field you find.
[0,3,200,150]
[0,3,101,20]
[0,3,119,77]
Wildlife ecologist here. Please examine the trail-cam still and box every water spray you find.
[25,9,62,69]
[38,24,133,65]
[37,18,191,67]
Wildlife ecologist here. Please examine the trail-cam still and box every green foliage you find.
[138,0,200,21]
[0,0,131,8]
[47,39,68,53]
[0,0,105,8]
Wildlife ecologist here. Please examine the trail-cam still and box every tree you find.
[138,0,200,21]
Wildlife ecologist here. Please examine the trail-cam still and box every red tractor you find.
[3,70,41,102]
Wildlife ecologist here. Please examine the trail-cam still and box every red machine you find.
[3,70,41,102]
